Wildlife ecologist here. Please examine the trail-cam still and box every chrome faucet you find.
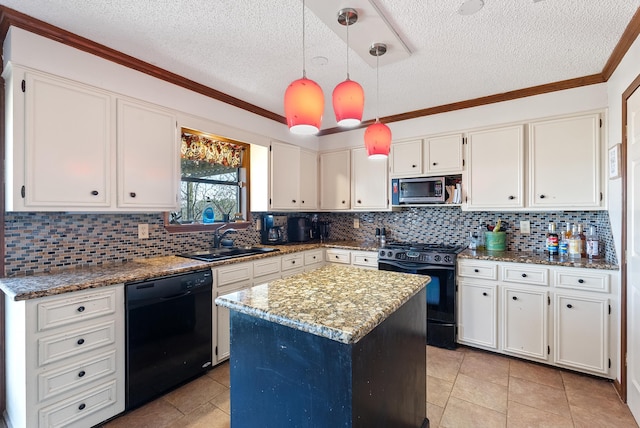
[213,227,237,248]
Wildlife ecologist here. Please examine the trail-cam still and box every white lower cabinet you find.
[457,259,616,378]
[303,249,324,271]
[554,293,609,374]
[351,251,378,269]
[458,280,497,349]
[326,248,351,265]
[5,284,125,428]
[281,253,304,278]
[502,286,548,360]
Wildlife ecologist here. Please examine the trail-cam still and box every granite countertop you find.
[214,264,430,345]
[459,249,619,270]
[0,241,376,301]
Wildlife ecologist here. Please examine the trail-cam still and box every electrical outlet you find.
[520,220,531,234]
[138,224,149,239]
[353,218,360,229]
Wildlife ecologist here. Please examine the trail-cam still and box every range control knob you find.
[387,251,393,257]
[444,255,452,264]
[379,250,385,257]
[434,255,442,262]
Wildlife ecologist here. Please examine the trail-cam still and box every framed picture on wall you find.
[609,144,621,179]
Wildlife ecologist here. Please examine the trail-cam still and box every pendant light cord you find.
[302,0,307,78]
[346,18,350,80]
[375,52,380,121]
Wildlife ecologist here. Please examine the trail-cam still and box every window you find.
[165,129,251,232]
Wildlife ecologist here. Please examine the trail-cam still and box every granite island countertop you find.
[459,248,619,270]
[214,264,430,344]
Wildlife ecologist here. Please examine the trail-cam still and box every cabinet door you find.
[117,99,178,209]
[424,134,463,174]
[390,140,422,177]
[458,281,497,349]
[466,125,524,209]
[299,149,318,210]
[24,72,112,208]
[320,150,351,210]
[554,293,609,374]
[352,147,388,210]
[529,113,601,208]
[502,287,548,360]
[270,141,301,210]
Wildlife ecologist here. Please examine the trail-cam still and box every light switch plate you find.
[138,224,149,239]
[353,218,360,229]
[520,220,531,234]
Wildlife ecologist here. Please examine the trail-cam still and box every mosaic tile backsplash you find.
[4,208,616,276]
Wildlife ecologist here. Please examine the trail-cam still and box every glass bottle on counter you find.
[558,229,569,259]
[577,223,587,258]
[586,225,600,259]
[546,222,559,258]
[568,224,582,259]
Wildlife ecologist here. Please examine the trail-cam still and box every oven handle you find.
[378,260,454,271]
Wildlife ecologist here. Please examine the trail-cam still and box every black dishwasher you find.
[125,269,213,410]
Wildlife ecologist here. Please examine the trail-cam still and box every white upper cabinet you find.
[351,147,388,210]
[269,141,317,211]
[528,113,602,209]
[117,98,179,209]
[19,69,113,209]
[299,148,318,210]
[391,134,464,178]
[465,125,525,210]
[320,150,351,210]
[270,141,301,210]
[390,140,422,177]
[5,65,181,212]
[423,133,464,175]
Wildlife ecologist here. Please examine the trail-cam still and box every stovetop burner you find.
[378,242,465,266]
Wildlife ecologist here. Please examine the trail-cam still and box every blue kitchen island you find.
[215,264,430,428]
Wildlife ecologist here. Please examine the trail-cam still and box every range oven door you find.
[379,260,457,349]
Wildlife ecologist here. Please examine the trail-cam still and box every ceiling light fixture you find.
[457,0,484,16]
[332,8,364,127]
[284,0,324,135]
[364,43,392,159]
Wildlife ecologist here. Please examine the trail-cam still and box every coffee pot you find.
[260,214,287,245]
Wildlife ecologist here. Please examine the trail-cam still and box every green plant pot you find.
[485,231,506,251]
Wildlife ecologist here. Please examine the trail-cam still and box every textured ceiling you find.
[2,0,639,131]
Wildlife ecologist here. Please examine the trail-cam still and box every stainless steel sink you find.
[178,247,279,262]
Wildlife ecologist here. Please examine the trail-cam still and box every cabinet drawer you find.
[502,265,548,286]
[39,321,116,366]
[38,379,118,428]
[217,263,253,286]
[39,350,117,401]
[304,249,324,266]
[458,262,497,280]
[326,249,351,264]
[38,289,117,332]
[351,251,378,268]
[554,270,610,293]
[253,257,281,279]
[282,253,304,271]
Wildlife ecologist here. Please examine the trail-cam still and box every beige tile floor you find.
[101,345,638,428]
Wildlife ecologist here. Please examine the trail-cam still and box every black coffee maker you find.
[260,214,287,245]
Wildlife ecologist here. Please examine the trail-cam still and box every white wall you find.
[607,34,640,266]
[2,26,320,152]
[319,84,608,151]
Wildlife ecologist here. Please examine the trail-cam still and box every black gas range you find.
[377,241,466,350]
[377,242,465,266]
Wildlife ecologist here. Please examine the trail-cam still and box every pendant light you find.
[332,8,364,127]
[284,0,324,135]
[364,43,392,159]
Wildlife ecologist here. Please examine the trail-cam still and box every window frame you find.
[164,128,253,233]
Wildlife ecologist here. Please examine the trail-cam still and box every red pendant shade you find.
[284,77,325,135]
[364,120,392,159]
[332,79,364,127]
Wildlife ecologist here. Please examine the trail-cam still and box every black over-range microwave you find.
[391,176,447,204]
